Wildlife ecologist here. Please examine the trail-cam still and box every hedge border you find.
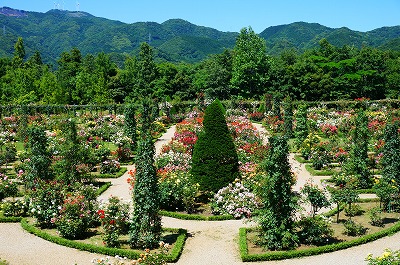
[160,210,234,221]
[20,218,187,262]
[0,216,23,223]
[95,181,112,196]
[293,154,310,164]
[239,219,400,262]
[94,167,128,179]
[305,164,336,176]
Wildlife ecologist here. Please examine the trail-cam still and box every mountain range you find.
[1,6,399,65]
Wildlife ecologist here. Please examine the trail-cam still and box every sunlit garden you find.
[0,97,399,264]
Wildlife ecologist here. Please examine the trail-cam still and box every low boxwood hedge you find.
[95,181,112,196]
[0,216,23,223]
[160,210,233,221]
[239,221,400,262]
[21,218,187,262]
[293,154,309,164]
[305,164,337,176]
[95,167,128,179]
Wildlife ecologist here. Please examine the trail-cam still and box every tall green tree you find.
[129,99,161,249]
[193,49,233,100]
[231,27,270,98]
[56,48,83,104]
[132,42,158,99]
[256,136,299,250]
[12,37,25,67]
[190,99,239,195]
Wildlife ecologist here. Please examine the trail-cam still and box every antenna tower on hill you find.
[76,1,80,11]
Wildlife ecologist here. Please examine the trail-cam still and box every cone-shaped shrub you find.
[190,99,239,195]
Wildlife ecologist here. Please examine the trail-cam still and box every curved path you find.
[0,123,398,265]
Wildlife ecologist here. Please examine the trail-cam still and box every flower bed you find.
[154,109,266,218]
[21,218,187,263]
[239,200,400,261]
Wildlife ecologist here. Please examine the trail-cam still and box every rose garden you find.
[0,97,399,264]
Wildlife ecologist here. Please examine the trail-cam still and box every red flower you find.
[97,209,105,219]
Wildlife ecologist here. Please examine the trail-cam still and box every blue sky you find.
[1,0,399,33]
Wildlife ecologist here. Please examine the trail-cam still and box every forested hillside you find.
[0,7,399,64]
[1,26,399,105]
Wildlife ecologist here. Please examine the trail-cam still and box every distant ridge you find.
[0,6,28,17]
[0,7,399,64]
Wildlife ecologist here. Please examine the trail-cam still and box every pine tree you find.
[129,99,161,249]
[190,99,239,195]
[256,136,299,250]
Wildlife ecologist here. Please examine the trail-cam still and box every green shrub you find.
[100,159,120,174]
[28,180,65,228]
[0,174,18,201]
[1,198,29,217]
[97,196,129,248]
[190,99,239,195]
[297,215,333,245]
[344,203,364,217]
[343,219,368,236]
[158,172,198,213]
[55,193,95,239]
[369,207,384,227]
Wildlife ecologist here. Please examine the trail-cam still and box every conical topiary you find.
[190,99,239,195]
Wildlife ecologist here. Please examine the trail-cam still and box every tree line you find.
[1,27,399,105]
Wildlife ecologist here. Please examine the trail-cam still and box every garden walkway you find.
[0,123,397,265]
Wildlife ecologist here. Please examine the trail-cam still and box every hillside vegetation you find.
[0,7,399,64]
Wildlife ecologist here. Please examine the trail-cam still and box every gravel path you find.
[1,123,398,265]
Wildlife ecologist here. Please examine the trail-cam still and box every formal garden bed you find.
[20,218,187,263]
[240,199,400,261]
[1,99,400,264]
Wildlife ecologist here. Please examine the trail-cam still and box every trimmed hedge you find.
[95,167,128,179]
[0,216,23,223]
[240,220,400,262]
[95,182,112,196]
[160,210,233,221]
[305,164,336,176]
[20,218,187,262]
[293,154,309,164]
